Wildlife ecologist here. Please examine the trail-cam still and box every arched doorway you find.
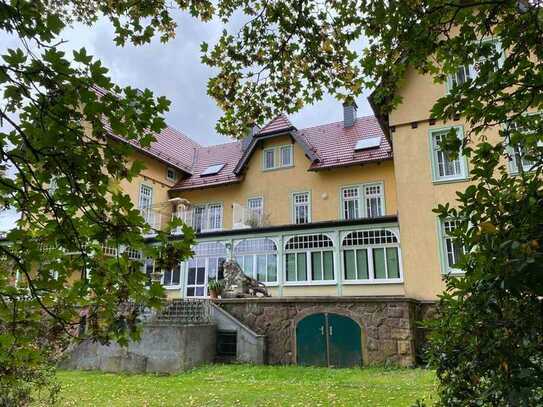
[296,313,362,368]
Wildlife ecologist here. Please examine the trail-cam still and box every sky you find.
[0,10,373,230]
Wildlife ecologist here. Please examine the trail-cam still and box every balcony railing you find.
[232,203,263,229]
[172,208,222,234]
[140,208,168,235]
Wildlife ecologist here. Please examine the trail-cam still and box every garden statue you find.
[221,259,270,298]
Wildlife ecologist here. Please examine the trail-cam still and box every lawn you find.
[38,365,437,406]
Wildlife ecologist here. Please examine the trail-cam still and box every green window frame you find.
[437,218,466,275]
[503,112,542,175]
[284,234,335,284]
[428,126,469,183]
[342,229,402,283]
[234,238,278,284]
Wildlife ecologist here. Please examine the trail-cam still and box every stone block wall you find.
[216,297,418,367]
[60,323,216,374]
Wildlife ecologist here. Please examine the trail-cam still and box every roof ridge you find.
[297,114,377,133]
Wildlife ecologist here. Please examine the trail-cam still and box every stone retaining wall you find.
[216,297,420,367]
[60,323,216,374]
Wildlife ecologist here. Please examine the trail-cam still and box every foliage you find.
[48,365,436,406]
[0,1,196,404]
[207,279,224,293]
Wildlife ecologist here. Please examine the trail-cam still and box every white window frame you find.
[162,262,182,289]
[234,238,278,286]
[429,126,469,183]
[446,38,504,92]
[292,191,311,224]
[284,234,336,286]
[341,186,361,220]
[185,255,226,297]
[341,182,385,220]
[504,112,542,175]
[247,197,264,223]
[191,203,224,233]
[166,167,177,182]
[341,229,403,284]
[438,218,466,275]
[262,144,294,171]
[280,145,293,167]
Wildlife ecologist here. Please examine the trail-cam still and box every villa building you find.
[92,48,523,366]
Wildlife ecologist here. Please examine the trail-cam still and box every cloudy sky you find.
[0,10,373,229]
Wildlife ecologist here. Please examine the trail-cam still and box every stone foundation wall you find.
[60,323,216,374]
[216,297,418,367]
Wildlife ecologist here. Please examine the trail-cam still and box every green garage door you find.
[296,313,327,366]
[296,313,362,368]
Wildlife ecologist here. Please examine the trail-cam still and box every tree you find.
[0,1,197,404]
[2,0,542,404]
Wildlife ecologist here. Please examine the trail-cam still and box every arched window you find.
[342,229,401,282]
[285,234,334,283]
[234,238,277,283]
[193,242,227,257]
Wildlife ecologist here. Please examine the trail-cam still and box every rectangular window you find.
[263,145,294,171]
[447,39,503,92]
[166,167,177,182]
[342,187,360,220]
[430,127,467,182]
[280,145,293,166]
[144,258,154,287]
[207,204,223,231]
[247,197,263,223]
[293,192,310,224]
[506,112,542,174]
[365,184,384,218]
[441,219,465,273]
[287,251,333,282]
[138,184,153,210]
[163,263,181,287]
[263,148,275,170]
[192,206,206,233]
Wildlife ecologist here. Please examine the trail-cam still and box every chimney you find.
[343,100,358,128]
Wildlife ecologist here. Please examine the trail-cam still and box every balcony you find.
[172,207,222,234]
[140,208,169,236]
[232,203,264,230]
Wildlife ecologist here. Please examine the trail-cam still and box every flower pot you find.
[209,290,219,299]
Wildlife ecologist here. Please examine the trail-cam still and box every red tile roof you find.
[297,115,392,171]
[171,141,244,190]
[172,114,391,190]
[258,114,295,135]
[92,85,200,173]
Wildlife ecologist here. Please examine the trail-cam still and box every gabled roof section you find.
[297,115,392,171]
[93,85,200,174]
[257,113,296,136]
[233,114,319,175]
[171,141,244,191]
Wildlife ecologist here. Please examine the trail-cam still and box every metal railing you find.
[139,299,213,325]
[232,203,263,229]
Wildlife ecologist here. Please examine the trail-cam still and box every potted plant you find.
[208,279,223,299]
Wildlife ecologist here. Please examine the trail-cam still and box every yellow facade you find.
[174,135,397,228]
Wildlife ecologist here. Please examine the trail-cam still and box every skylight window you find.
[355,137,381,151]
[201,164,225,176]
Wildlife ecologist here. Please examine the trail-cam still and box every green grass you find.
[43,365,436,406]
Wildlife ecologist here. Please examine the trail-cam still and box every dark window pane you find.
[286,253,296,281]
[218,258,225,280]
[187,287,195,297]
[187,268,196,285]
[356,249,369,280]
[163,269,172,286]
[311,252,323,281]
[386,247,400,278]
[373,248,387,279]
[196,267,205,284]
[323,251,334,280]
[195,287,205,296]
[267,254,277,282]
[172,265,180,285]
[297,253,307,281]
[344,250,356,280]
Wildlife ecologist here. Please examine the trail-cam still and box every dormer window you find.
[263,145,294,171]
[166,167,177,182]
